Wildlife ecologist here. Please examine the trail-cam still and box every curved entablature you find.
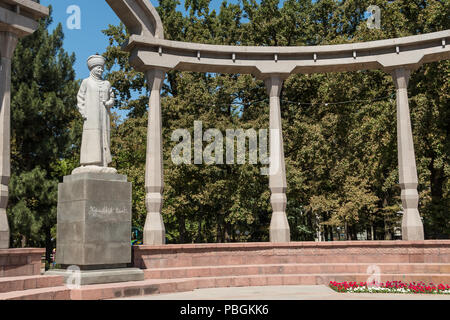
[106,0,164,39]
[106,1,449,79]
[126,31,450,79]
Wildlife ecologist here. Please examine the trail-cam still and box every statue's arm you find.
[104,86,115,109]
[77,80,87,119]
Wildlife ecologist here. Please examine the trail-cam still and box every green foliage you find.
[100,0,448,242]
[8,7,81,262]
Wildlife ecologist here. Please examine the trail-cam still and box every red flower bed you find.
[329,281,450,294]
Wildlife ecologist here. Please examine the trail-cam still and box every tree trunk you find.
[216,218,221,242]
[345,222,349,240]
[307,212,314,241]
[224,223,230,242]
[429,158,445,237]
[321,213,327,241]
[44,227,52,269]
[196,220,202,243]
[178,215,186,243]
[430,158,444,201]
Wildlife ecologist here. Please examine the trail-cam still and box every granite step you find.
[0,285,70,300]
[144,263,450,280]
[59,272,450,300]
[140,253,446,268]
[2,272,449,300]
[134,241,450,269]
[190,273,450,288]
[0,275,65,293]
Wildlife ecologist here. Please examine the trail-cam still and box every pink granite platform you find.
[0,248,45,277]
[1,241,450,300]
[0,275,64,293]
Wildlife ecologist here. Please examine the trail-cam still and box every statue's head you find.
[87,54,105,78]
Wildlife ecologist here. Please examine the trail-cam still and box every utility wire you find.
[197,92,396,108]
[280,93,396,106]
[118,92,397,109]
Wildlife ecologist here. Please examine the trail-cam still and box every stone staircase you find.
[0,241,449,300]
[131,241,450,295]
[0,275,69,300]
[143,263,450,285]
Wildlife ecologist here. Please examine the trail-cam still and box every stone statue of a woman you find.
[72,54,117,174]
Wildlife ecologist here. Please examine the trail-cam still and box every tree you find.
[103,0,449,243]
[8,7,81,263]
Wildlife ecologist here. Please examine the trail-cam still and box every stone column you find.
[0,32,18,249]
[265,75,290,242]
[391,68,424,240]
[143,69,166,245]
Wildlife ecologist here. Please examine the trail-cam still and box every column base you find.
[0,211,9,249]
[46,268,144,286]
[270,211,290,242]
[402,208,424,240]
[0,248,44,276]
[143,212,165,245]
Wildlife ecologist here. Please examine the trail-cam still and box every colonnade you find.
[141,65,426,244]
[2,0,447,248]
[0,0,49,248]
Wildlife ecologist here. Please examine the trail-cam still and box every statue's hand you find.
[103,99,113,109]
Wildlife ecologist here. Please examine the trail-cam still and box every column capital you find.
[264,75,283,97]
[0,32,18,59]
[145,69,166,91]
[391,68,411,90]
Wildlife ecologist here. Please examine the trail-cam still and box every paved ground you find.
[115,285,450,300]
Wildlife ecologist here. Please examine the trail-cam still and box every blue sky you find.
[41,0,243,80]
[39,1,245,119]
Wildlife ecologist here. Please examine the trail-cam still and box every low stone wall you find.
[133,240,450,269]
[0,248,45,277]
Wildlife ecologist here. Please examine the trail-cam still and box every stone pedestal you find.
[48,172,143,284]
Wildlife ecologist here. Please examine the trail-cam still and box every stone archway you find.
[106,0,450,244]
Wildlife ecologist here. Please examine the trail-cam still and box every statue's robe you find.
[77,76,114,166]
